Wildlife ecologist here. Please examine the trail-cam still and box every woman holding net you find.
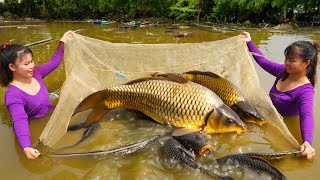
[241,31,318,160]
[0,31,73,159]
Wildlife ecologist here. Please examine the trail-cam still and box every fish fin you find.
[73,90,106,116]
[126,77,167,85]
[153,73,189,83]
[177,146,196,160]
[126,74,188,85]
[184,70,221,78]
[83,105,110,128]
[172,127,201,136]
[164,138,196,160]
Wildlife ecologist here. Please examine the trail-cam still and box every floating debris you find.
[93,20,109,25]
[174,32,192,38]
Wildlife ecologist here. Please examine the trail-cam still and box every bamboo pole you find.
[24,29,84,47]
[24,38,54,47]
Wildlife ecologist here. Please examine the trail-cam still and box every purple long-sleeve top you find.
[5,41,64,149]
[247,40,314,144]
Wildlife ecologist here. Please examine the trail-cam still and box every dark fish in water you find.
[70,75,247,135]
[172,131,212,156]
[181,71,266,126]
[60,121,102,150]
[242,150,301,161]
[216,154,286,180]
[162,137,233,180]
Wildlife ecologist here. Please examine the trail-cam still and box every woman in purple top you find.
[0,31,73,159]
[241,32,318,160]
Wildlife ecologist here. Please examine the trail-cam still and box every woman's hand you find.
[300,141,315,160]
[241,31,251,42]
[60,30,74,43]
[23,147,40,159]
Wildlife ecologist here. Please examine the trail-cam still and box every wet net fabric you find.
[39,34,299,150]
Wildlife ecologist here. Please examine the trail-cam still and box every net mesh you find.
[39,33,299,150]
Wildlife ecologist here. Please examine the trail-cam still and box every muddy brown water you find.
[0,22,319,179]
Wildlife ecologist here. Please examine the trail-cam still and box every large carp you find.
[71,75,247,135]
[181,71,266,126]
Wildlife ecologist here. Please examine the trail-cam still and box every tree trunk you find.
[283,6,287,22]
[196,0,201,22]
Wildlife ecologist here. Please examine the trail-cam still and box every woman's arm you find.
[36,41,64,78]
[297,87,315,160]
[5,94,32,149]
[247,41,285,77]
[241,32,285,77]
[297,89,314,144]
[37,30,73,78]
[5,94,40,159]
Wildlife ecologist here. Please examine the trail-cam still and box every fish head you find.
[173,132,213,156]
[206,104,247,134]
[233,101,266,126]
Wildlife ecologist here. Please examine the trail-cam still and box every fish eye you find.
[227,119,233,124]
[243,113,250,118]
[195,134,201,140]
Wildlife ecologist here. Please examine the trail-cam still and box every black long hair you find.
[281,41,319,87]
[0,44,33,87]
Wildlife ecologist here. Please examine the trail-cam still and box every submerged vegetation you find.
[0,0,319,26]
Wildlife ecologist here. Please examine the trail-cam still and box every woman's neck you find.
[11,76,33,85]
[287,72,309,83]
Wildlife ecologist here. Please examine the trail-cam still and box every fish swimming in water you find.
[172,131,212,156]
[216,154,286,180]
[70,75,247,135]
[162,137,233,180]
[179,71,266,126]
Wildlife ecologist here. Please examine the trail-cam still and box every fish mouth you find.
[199,144,213,156]
[236,125,247,135]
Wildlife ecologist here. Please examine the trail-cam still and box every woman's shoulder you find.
[5,86,26,105]
[294,83,314,101]
[300,83,314,92]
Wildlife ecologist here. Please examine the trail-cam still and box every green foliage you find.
[169,0,198,20]
[0,0,318,25]
[3,11,12,17]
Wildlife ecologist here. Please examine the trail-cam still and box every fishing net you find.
[39,33,299,151]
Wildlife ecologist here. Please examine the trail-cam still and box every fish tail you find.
[83,104,110,128]
[68,105,109,130]
[69,90,109,130]
[72,90,106,116]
